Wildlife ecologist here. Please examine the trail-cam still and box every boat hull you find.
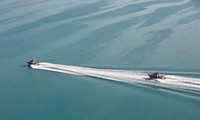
[148,74,166,79]
[27,60,39,66]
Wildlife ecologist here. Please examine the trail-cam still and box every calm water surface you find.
[0,0,200,120]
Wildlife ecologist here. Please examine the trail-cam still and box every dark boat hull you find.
[148,74,166,79]
[27,60,39,66]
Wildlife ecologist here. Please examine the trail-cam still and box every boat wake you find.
[31,62,200,91]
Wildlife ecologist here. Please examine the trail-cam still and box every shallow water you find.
[0,0,200,120]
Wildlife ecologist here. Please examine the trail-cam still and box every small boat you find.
[148,72,166,79]
[27,60,39,66]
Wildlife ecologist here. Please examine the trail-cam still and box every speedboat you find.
[148,72,166,79]
[27,60,39,66]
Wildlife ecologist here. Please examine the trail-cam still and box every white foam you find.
[31,62,200,91]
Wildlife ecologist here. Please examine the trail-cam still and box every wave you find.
[31,62,200,91]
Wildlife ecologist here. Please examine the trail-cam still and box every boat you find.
[148,72,166,79]
[27,60,39,66]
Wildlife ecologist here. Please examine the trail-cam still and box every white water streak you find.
[30,62,200,91]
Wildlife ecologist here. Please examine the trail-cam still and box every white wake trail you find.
[31,62,200,91]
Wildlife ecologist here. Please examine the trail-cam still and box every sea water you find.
[0,0,200,120]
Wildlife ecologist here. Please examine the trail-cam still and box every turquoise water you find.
[1,0,200,120]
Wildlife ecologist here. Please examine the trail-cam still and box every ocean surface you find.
[1,0,200,120]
